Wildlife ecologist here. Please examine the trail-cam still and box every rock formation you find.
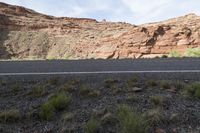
[0,2,200,59]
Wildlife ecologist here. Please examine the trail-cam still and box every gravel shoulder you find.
[0,75,200,133]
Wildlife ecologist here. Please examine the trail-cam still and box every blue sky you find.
[0,0,200,24]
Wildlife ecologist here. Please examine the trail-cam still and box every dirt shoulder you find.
[0,75,200,133]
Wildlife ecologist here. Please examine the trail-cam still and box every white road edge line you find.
[0,70,200,76]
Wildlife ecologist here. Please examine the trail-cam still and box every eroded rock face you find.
[0,2,200,59]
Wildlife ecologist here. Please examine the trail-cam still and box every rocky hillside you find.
[0,2,200,59]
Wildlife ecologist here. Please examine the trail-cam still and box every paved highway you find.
[0,58,200,75]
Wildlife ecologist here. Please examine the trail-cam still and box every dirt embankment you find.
[0,2,200,60]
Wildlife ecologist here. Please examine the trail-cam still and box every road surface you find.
[0,58,200,76]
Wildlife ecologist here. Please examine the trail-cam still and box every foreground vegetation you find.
[169,47,200,57]
[0,77,199,133]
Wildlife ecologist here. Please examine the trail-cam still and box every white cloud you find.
[121,0,200,24]
[122,0,170,13]
[0,0,200,24]
[66,6,86,17]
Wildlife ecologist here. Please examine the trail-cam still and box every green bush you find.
[0,80,6,86]
[160,80,171,90]
[84,119,99,133]
[88,90,100,97]
[184,47,200,57]
[12,83,21,94]
[161,55,168,58]
[79,86,91,96]
[40,102,55,121]
[50,93,71,110]
[59,84,75,93]
[0,109,21,123]
[127,76,138,87]
[195,87,200,98]
[146,80,157,87]
[62,112,74,122]
[126,95,138,102]
[173,81,185,90]
[117,105,148,133]
[101,112,117,125]
[59,79,80,93]
[48,77,59,85]
[104,78,119,89]
[169,50,181,57]
[68,79,80,86]
[145,108,165,126]
[32,85,46,97]
[40,93,71,120]
[150,96,164,106]
[169,113,179,123]
[183,82,200,99]
[79,86,100,98]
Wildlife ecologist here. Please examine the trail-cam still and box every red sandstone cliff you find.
[0,2,200,59]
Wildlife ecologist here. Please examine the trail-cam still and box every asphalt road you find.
[0,58,200,75]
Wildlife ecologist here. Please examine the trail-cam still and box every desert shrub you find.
[184,47,200,57]
[101,112,117,125]
[126,95,138,102]
[79,86,100,98]
[31,84,46,97]
[160,80,171,90]
[79,86,91,96]
[59,79,80,93]
[117,105,148,133]
[48,77,59,85]
[169,50,181,57]
[169,113,179,123]
[150,96,164,106]
[146,79,157,87]
[84,119,99,133]
[12,83,21,94]
[172,80,185,90]
[183,82,200,99]
[0,80,6,86]
[88,90,100,97]
[168,47,200,58]
[50,93,71,110]
[40,93,71,120]
[104,78,119,89]
[59,84,75,93]
[40,102,55,121]
[62,112,74,122]
[0,109,21,123]
[127,76,138,88]
[26,109,34,120]
[161,55,168,58]
[194,87,200,98]
[46,56,56,60]
[145,108,165,126]
[68,79,80,86]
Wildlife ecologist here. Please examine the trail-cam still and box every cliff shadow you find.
[0,14,12,59]
[0,30,11,59]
